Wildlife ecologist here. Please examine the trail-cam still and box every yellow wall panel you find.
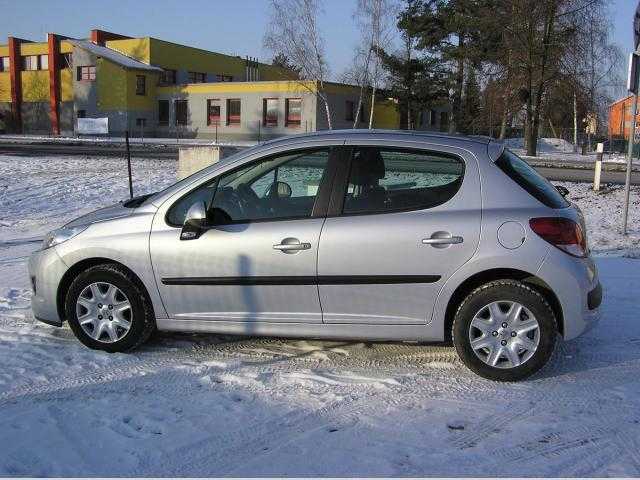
[21,70,49,102]
[157,80,316,95]
[106,38,151,63]
[0,45,9,57]
[150,38,245,76]
[59,40,73,54]
[125,70,157,110]
[372,99,400,129]
[0,72,11,102]
[60,68,73,101]
[97,59,128,110]
[20,42,49,56]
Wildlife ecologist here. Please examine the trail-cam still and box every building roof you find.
[69,40,163,72]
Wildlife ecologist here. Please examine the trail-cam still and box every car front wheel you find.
[65,264,155,352]
[452,280,557,381]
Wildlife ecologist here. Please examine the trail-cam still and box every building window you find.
[227,99,241,126]
[345,100,355,122]
[23,55,39,71]
[0,57,9,72]
[263,98,278,127]
[136,75,146,96]
[429,110,437,126]
[160,69,176,85]
[158,100,169,126]
[188,71,206,83]
[38,54,48,70]
[136,118,147,127]
[77,110,86,118]
[59,53,72,68]
[285,98,302,127]
[77,65,96,81]
[175,100,188,126]
[216,74,233,82]
[207,99,221,126]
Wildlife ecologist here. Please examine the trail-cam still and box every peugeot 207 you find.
[28,130,602,381]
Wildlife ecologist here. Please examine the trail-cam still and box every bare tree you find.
[264,0,334,129]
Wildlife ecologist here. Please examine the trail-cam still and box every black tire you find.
[64,264,156,353]
[452,280,557,382]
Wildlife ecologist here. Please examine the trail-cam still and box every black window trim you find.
[165,146,341,228]
[327,145,466,218]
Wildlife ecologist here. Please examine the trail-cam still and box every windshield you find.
[495,149,569,209]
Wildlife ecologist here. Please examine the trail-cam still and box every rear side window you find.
[343,147,464,214]
[496,149,568,209]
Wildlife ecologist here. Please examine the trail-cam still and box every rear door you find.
[317,143,481,327]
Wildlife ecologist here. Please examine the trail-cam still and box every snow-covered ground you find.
[1,154,640,476]
[504,137,632,165]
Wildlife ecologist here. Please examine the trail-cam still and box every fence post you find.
[594,142,603,192]
[125,130,133,199]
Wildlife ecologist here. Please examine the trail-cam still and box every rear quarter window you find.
[495,149,568,209]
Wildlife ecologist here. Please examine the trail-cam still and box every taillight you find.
[529,217,587,258]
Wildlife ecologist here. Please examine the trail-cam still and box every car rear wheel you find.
[452,280,557,381]
[65,264,155,352]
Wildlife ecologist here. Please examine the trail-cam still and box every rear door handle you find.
[422,232,464,248]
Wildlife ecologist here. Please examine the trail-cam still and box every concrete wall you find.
[177,145,242,179]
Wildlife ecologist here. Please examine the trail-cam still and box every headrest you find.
[350,148,385,185]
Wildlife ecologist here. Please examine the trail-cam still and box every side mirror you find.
[555,185,569,197]
[180,201,207,240]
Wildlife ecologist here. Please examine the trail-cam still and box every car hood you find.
[64,203,134,228]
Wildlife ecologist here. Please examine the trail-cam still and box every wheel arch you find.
[56,257,154,322]
[443,268,564,341]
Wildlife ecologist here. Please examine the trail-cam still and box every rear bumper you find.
[537,251,602,340]
[28,247,68,327]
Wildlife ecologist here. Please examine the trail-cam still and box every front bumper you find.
[28,246,68,327]
[537,250,602,340]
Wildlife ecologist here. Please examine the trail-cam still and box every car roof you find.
[258,129,504,162]
[261,129,493,147]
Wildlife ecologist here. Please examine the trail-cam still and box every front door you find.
[151,147,335,323]
[317,144,481,326]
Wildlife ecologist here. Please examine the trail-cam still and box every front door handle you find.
[273,238,311,253]
[422,232,464,248]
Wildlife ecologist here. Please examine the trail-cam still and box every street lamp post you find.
[623,1,640,234]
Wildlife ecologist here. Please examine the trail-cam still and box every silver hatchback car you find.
[29,130,601,381]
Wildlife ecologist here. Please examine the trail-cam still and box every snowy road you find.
[1,154,639,476]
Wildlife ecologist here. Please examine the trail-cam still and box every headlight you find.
[41,225,89,250]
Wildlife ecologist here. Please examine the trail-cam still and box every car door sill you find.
[156,318,436,341]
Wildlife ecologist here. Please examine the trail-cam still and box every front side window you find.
[216,74,233,82]
[496,149,569,209]
[227,99,241,126]
[285,98,301,127]
[39,54,48,70]
[343,147,464,215]
[136,75,146,96]
[167,148,331,226]
[0,57,10,72]
[59,53,72,68]
[263,98,278,127]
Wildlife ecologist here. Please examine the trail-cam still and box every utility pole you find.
[623,3,640,234]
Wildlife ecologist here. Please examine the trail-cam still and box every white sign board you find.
[77,117,109,135]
